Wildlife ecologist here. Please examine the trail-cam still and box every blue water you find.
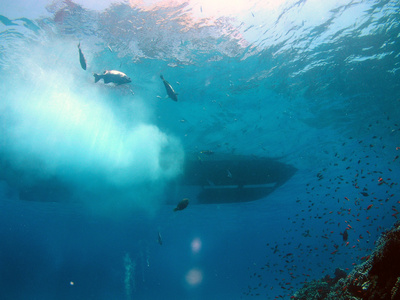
[0,0,399,299]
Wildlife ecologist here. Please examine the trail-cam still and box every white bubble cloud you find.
[0,39,184,215]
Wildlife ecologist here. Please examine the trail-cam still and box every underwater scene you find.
[0,0,400,299]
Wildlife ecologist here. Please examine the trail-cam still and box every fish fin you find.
[160,74,164,80]
[173,207,178,212]
[93,73,100,83]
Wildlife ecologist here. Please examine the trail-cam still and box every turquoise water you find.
[0,0,399,299]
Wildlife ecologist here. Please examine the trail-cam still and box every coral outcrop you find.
[293,221,400,300]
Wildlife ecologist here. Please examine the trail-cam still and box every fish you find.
[77,42,87,70]
[342,230,348,241]
[93,70,131,85]
[158,232,163,245]
[174,198,189,212]
[160,75,178,101]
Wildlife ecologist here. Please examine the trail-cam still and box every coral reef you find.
[293,268,346,300]
[293,221,400,300]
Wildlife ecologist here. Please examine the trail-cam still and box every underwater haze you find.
[0,0,399,299]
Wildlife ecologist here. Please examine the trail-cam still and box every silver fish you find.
[78,42,87,70]
[158,232,163,245]
[160,74,178,101]
[93,70,131,85]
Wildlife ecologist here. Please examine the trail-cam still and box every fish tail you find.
[93,73,100,83]
[160,74,164,80]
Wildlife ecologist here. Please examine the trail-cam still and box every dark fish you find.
[342,230,348,241]
[158,232,162,245]
[93,70,131,85]
[160,75,178,101]
[174,198,189,212]
[78,42,87,70]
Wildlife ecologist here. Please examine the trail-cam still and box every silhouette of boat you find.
[2,153,296,204]
[166,153,297,204]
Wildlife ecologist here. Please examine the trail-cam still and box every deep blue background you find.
[1,1,400,299]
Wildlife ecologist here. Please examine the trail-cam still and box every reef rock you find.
[293,221,400,300]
